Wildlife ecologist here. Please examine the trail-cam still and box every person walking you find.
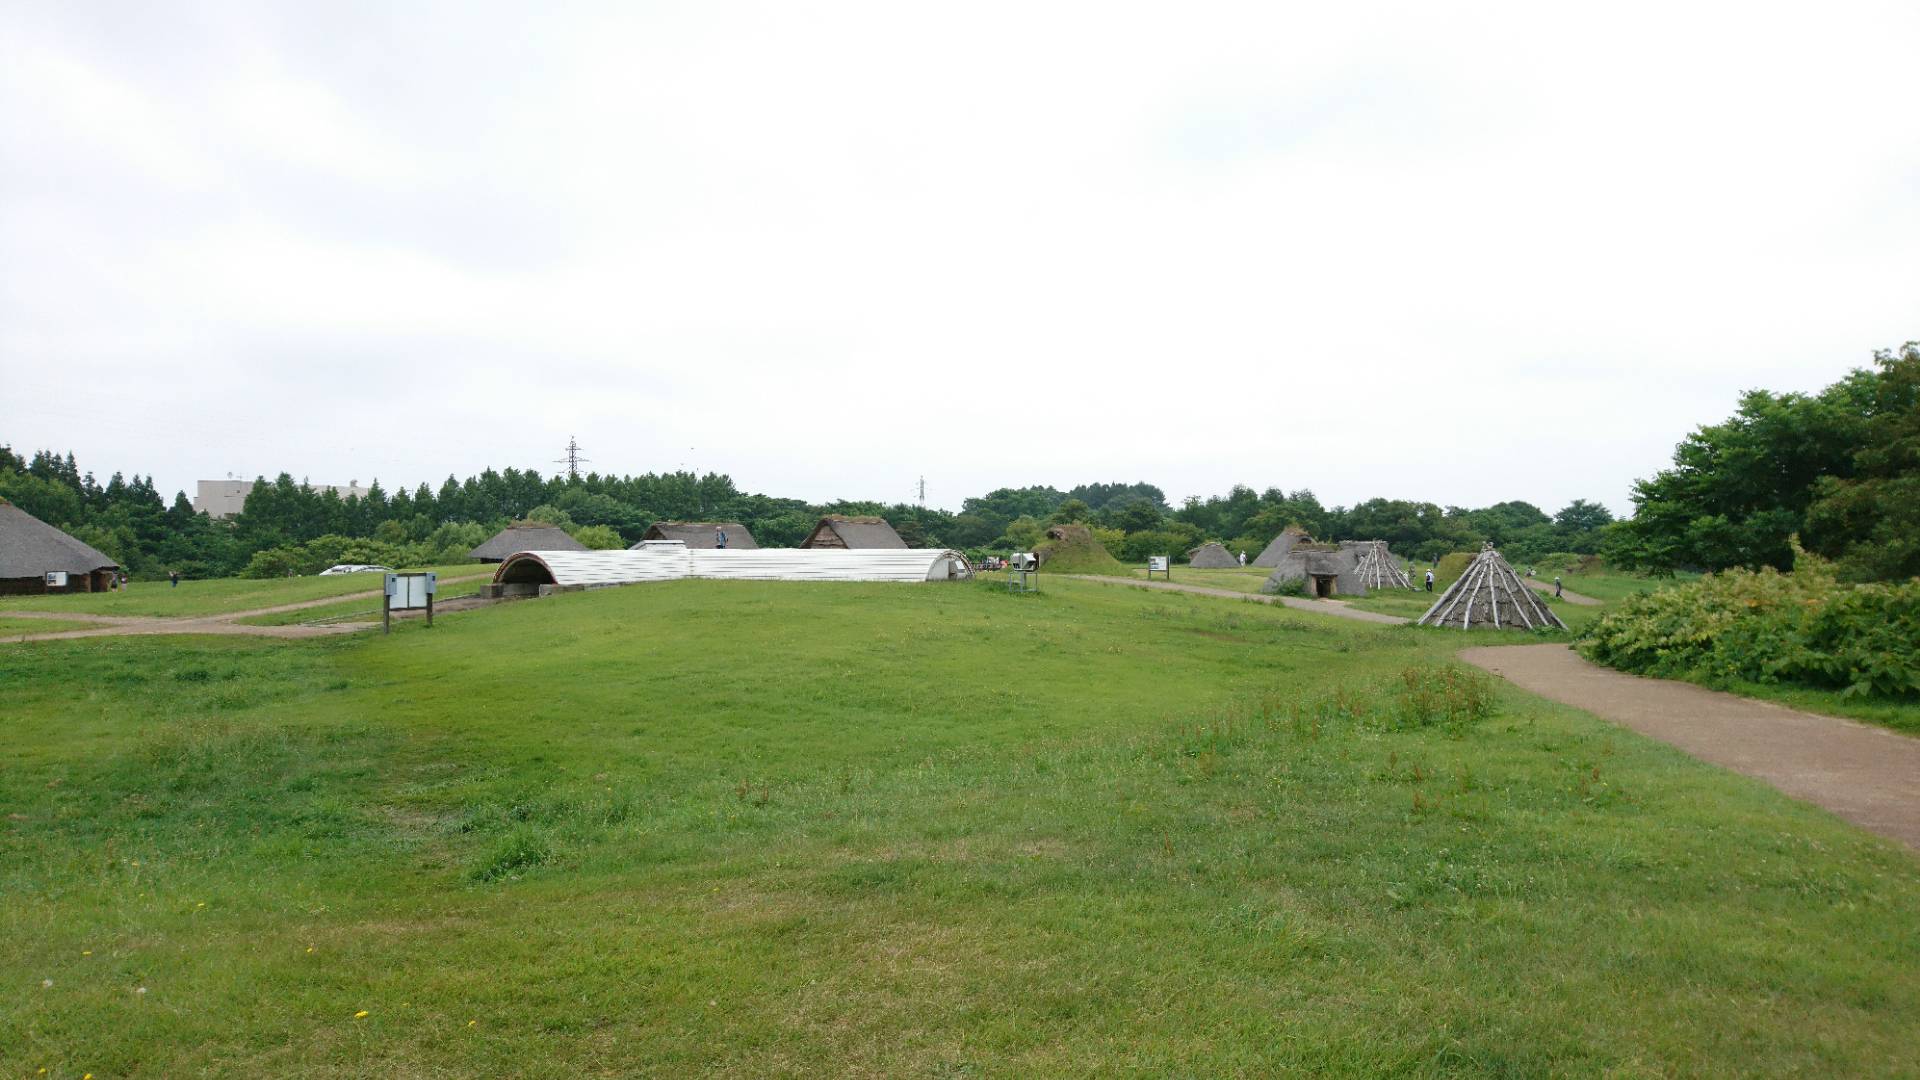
[1554,574,1563,598]
[715,526,728,549]
[1424,568,1435,592]
[168,570,180,588]
[1238,550,1247,566]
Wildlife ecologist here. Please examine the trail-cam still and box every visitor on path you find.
[1238,550,1247,566]
[1554,575,1563,598]
[1424,569,1434,592]
[168,570,180,588]
[715,526,728,549]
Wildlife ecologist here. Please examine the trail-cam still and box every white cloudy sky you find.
[3,2,1916,514]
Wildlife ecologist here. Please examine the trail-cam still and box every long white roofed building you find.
[487,541,970,596]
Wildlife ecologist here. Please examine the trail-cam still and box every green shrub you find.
[1578,551,1920,698]
[1263,576,1308,597]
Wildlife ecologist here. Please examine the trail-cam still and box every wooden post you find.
[383,592,391,635]
[426,589,434,628]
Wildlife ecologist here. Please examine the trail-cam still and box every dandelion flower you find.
[467,1020,477,1027]
[82,950,92,956]
[306,946,315,954]
[354,1010,369,1019]
[195,901,206,908]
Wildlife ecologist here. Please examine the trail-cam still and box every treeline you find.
[0,445,1619,579]
[1609,341,1918,582]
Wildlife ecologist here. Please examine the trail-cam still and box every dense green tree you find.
[1803,343,1920,581]
[1610,356,1880,574]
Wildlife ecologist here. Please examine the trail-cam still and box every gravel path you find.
[1065,575,1412,625]
[1462,643,1920,853]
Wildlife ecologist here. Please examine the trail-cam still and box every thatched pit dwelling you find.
[636,522,757,550]
[469,523,587,563]
[0,499,119,594]
[1186,541,1239,569]
[799,516,906,549]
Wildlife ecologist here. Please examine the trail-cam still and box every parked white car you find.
[318,564,392,576]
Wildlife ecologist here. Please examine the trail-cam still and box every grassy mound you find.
[1035,527,1125,573]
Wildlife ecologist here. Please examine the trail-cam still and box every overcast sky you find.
[3,2,1916,515]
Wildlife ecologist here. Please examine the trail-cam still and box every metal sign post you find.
[1147,555,1170,581]
[1007,552,1039,593]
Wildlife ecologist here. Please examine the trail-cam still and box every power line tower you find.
[917,475,926,508]
[554,436,590,480]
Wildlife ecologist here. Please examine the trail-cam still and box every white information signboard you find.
[1147,555,1170,580]
[385,572,436,610]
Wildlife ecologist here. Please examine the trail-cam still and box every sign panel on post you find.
[385,572,436,609]
[1147,555,1170,580]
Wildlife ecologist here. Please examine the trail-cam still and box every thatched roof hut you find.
[638,522,757,550]
[800,516,906,549]
[1251,526,1312,568]
[1186,541,1239,569]
[469,523,587,563]
[0,499,119,594]
[1417,543,1567,630]
[1044,523,1091,545]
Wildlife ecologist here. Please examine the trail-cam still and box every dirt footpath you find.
[0,573,495,644]
[1066,575,1411,625]
[1462,643,1920,853]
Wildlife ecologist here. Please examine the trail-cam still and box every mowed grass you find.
[3,579,1918,1076]
[0,565,486,619]
[0,616,101,636]
[235,576,496,627]
[1120,565,1272,593]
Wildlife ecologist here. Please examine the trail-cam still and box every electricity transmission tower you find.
[555,436,589,480]
[917,476,926,508]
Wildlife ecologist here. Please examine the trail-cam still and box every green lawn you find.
[0,565,487,619]
[235,575,495,627]
[3,578,1916,1076]
[0,617,100,636]
[1118,565,1272,592]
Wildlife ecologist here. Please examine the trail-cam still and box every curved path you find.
[0,573,493,644]
[1462,643,1920,853]
[1065,575,1411,625]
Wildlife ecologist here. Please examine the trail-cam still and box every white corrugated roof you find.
[494,545,970,589]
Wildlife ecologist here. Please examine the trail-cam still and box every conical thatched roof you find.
[1186,541,1239,569]
[469,523,587,562]
[1351,540,1412,590]
[1251,526,1311,568]
[0,499,118,578]
[1417,543,1566,630]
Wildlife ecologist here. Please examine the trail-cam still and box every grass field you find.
[5,576,1917,1075]
[0,565,486,620]
[234,575,496,627]
[0,616,100,636]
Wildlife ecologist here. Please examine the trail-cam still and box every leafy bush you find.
[1262,576,1308,597]
[1579,551,1920,698]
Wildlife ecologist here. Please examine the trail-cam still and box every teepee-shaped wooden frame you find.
[1417,542,1567,630]
[1351,540,1413,590]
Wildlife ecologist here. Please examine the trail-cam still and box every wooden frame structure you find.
[1416,542,1567,630]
